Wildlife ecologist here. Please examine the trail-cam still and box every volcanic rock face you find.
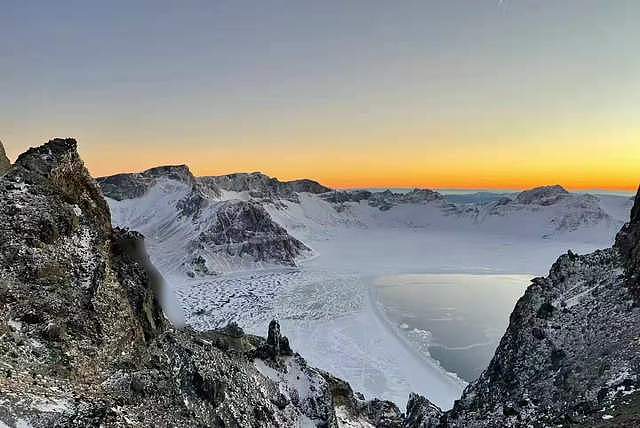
[322,188,445,211]
[98,164,198,201]
[515,184,570,205]
[0,141,9,175]
[368,189,445,211]
[446,249,639,426]
[404,188,640,427]
[322,189,373,204]
[205,171,331,203]
[194,200,309,268]
[0,139,390,427]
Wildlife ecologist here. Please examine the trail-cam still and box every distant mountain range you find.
[97,165,632,278]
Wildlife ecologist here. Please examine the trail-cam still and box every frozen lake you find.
[373,273,531,381]
[174,229,606,410]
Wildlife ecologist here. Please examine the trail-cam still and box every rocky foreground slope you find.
[0,139,401,427]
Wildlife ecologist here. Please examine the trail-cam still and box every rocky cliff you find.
[204,171,331,204]
[404,188,640,427]
[321,188,445,211]
[0,141,10,175]
[515,184,570,205]
[615,187,640,299]
[190,199,310,272]
[98,164,200,201]
[0,139,399,427]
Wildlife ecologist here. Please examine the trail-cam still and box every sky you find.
[1,1,639,190]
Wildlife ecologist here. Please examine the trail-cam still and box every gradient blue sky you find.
[1,1,639,189]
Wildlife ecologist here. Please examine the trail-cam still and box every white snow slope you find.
[104,176,633,410]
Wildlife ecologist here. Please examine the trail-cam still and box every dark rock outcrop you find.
[322,189,373,204]
[404,393,443,427]
[0,140,9,175]
[366,189,445,211]
[256,319,293,360]
[320,370,403,427]
[203,171,331,203]
[286,178,332,195]
[515,184,570,205]
[110,228,168,338]
[322,188,444,212]
[98,164,197,201]
[194,200,310,266]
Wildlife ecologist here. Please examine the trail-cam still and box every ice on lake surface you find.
[373,273,532,381]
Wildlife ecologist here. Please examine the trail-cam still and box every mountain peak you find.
[14,138,79,177]
[203,171,331,202]
[141,164,195,183]
[98,164,196,201]
[516,184,569,205]
[10,138,111,235]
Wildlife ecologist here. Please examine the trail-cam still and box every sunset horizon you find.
[3,1,638,193]
[2,135,637,192]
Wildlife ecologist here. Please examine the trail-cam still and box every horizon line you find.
[92,164,637,195]
[332,185,638,194]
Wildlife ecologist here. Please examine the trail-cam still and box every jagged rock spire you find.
[0,139,10,175]
[14,138,112,235]
[258,319,293,360]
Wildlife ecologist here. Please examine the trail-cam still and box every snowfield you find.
[102,171,633,409]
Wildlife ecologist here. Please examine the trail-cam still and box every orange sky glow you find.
[2,2,639,193]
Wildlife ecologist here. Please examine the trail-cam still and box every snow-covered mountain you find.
[98,167,312,278]
[271,183,629,246]
[203,171,331,204]
[98,165,631,286]
[98,166,632,279]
